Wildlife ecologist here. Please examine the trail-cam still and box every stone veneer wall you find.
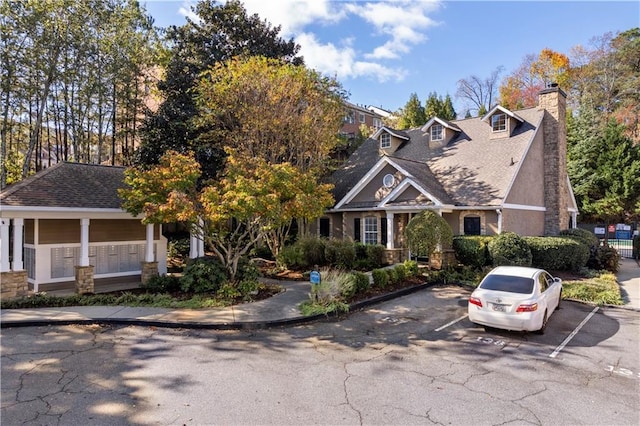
[539,86,570,235]
[141,261,159,284]
[1,271,28,299]
[75,265,95,294]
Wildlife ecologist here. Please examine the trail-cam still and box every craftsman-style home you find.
[315,85,578,262]
[0,162,167,296]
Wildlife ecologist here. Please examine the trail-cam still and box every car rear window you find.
[479,274,534,294]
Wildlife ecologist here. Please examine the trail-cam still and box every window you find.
[383,174,395,188]
[364,217,378,245]
[430,124,443,141]
[491,113,507,132]
[380,133,391,148]
[359,112,365,123]
[319,218,330,238]
[373,118,383,129]
[344,110,355,124]
[354,218,361,242]
[464,217,481,235]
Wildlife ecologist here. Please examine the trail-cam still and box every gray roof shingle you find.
[0,162,127,209]
[332,107,544,208]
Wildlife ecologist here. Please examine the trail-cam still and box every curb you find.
[0,282,438,330]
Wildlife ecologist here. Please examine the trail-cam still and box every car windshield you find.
[479,274,534,294]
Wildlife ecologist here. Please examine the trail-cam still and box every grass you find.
[562,271,623,305]
[0,282,283,310]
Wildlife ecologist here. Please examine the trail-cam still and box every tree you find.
[396,93,425,129]
[424,92,456,121]
[194,56,345,174]
[568,108,640,224]
[456,66,503,116]
[135,0,302,179]
[404,210,453,258]
[120,150,335,281]
[499,49,569,109]
[194,56,344,255]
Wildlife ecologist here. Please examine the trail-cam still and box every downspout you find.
[496,209,502,234]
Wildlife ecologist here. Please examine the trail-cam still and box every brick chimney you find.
[539,84,569,235]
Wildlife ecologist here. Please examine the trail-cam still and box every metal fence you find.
[604,239,633,259]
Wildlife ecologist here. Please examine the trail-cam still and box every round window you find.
[383,174,395,188]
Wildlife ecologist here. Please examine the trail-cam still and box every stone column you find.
[141,261,159,284]
[75,265,95,294]
[0,270,28,299]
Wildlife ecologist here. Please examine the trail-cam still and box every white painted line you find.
[549,306,599,358]
[435,314,468,332]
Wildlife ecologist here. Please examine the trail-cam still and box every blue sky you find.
[142,0,639,114]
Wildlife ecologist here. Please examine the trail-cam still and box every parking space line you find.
[549,306,599,358]
[435,314,468,331]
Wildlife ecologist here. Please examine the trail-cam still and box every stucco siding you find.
[505,130,544,206]
[502,209,545,236]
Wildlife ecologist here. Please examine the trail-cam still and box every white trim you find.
[145,224,155,262]
[12,218,24,270]
[335,157,390,209]
[481,105,524,123]
[0,206,128,213]
[421,117,461,133]
[386,212,394,249]
[79,218,90,267]
[566,174,578,211]
[502,203,546,211]
[379,178,443,207]
[0,219,9,272]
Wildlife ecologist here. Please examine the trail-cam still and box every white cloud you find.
[178,0,200,23]
[240,0,346,37]
[296,32,407,83]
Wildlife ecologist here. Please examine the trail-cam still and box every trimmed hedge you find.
[524,236,589,271]
[372,268,389,288]
[452,236,492,269]
[488,232,532,267]
[559,228,600,249]
[324,239,356,270]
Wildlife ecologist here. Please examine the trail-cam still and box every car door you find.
[541,272,561,311]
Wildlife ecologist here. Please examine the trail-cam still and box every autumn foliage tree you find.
[499,49,570,109]
[120,150,335,281]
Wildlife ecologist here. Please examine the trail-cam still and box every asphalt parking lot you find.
[2,284,639,425]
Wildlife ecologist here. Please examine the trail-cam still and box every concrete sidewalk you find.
[0,279,315,329]
[2,261,639,329]
[617,258,640,310]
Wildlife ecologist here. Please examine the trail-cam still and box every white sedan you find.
[468,266,563,334]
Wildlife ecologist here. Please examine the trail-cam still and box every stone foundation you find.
[1,270,28,299]
[75,265,95,294]
[429,250,457,270]
[141,261,159,284]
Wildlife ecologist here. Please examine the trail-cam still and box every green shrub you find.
[560,228,600,249]
[371,268,389,288]
[142,274,181,293]
[488,232,532,267]
[217,282,241,300]
[277,244,305,269]
[236,257,260,283]
[588,245,621,273]
[298,236,327,267]
[181,257,228,293]
[324,239,356,270]
[354,242,368,260]
[394,264,407,282]
[340,272,366,300]
[365,244,387,268]
[387,267,399,284]
[452,236,491,269]
[403,260,418,276]
[524,236,589,271]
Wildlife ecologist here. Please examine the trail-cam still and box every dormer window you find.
[491,114,507,132]
[430,124,443,141]
[380,133,391,148]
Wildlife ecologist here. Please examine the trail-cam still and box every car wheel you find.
[535,310,548,335]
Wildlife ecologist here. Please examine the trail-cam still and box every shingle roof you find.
[0,162,127,209]
[332,107,544,208]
